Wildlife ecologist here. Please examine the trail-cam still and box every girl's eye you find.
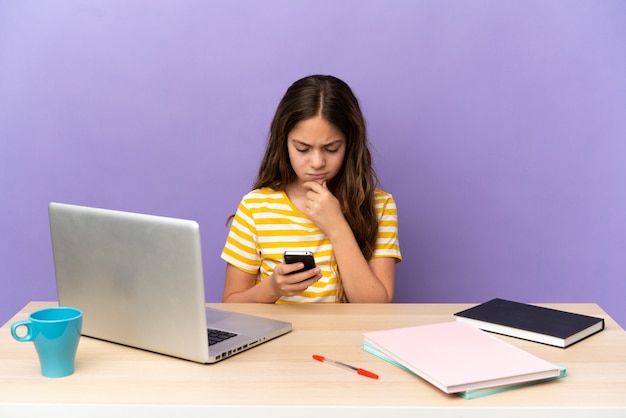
[326,147,340,153]
[296,148,309,153]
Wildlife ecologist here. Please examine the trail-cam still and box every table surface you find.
[2,301,626,417]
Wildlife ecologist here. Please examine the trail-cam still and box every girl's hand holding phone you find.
[267,251,321,297]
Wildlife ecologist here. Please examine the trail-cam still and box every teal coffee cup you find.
[11,307,83,378]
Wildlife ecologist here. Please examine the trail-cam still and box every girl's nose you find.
[310,151,325,168]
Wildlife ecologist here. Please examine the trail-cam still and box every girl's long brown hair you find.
[254,75,380,260]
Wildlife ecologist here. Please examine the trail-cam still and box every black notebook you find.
[454,298,605,348]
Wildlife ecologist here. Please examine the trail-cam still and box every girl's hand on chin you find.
[302,181,344,233]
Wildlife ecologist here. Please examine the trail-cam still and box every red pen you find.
[312,354,379,379]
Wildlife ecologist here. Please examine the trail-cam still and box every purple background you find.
[1,1,625,327]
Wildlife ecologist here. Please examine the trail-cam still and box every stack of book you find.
[363,299,605,398]
[362,321,567,399]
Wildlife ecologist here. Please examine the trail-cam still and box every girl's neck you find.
[284,181,308,213]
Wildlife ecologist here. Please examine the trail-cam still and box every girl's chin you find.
[301,179,326,187]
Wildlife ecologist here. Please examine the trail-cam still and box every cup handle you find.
[11,320,33,342]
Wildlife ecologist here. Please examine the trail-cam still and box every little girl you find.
[221,75,401,303]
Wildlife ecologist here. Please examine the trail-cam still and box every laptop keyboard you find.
[207,328,237,346]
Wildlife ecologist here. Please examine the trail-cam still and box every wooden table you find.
[1,302,625,417]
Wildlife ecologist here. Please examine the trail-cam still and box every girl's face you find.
[287,116,346,186]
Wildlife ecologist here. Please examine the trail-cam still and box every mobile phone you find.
[284,250,316,274]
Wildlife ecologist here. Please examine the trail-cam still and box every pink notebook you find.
[363,321,562,394]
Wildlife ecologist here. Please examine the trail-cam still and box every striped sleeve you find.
[221,198,262,275]
[373,190,402,262]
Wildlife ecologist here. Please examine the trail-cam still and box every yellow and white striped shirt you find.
[221,187,401,303]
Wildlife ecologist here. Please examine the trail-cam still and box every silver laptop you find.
[48,202,291,363]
